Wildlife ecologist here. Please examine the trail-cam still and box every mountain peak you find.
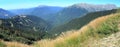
[73,3,116,7]
[0,8,7,12]
[70,3,117,12]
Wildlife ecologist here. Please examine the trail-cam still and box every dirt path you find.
[90,21,120,47]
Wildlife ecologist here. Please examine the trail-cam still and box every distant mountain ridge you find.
[51,3,117,26]
[9,4,117,27]
[72,3,117,12]
[10,6,63,18]
[0,8,15,18]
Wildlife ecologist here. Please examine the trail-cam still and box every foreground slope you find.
[34,9,120,47]
[90,31,120,47]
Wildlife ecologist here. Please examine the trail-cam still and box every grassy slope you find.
[0,9,120,47]
[50,9,117,36]
[34,9,120,47]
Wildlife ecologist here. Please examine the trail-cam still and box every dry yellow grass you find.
[0,40,32,47]
[4,42,32,47]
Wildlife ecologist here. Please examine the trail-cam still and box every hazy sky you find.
[0,0,120,10]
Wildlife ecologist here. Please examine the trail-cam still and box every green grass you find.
[0,41,6,47]
[96,15,120,37]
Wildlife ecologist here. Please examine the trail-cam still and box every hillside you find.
[0,8,120,47]
[0,15,50,44]
[50,3,117,26]
[49,9,117,37]
[34,8,120,47]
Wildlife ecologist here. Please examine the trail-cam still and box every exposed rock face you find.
[71,3,117,12]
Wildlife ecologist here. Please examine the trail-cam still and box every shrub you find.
[0,41,6,47]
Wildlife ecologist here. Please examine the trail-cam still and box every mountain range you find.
[10,3,117,27]
[10,6,63,20]
[0,3,118,44]
[51,3,117,26]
